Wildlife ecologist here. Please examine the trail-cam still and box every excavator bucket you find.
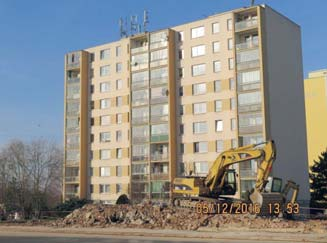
[249,189,263,206]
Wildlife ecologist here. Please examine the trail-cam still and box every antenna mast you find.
[251,0,255,6]
[143,10,149,32]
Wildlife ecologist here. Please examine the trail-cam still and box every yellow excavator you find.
[172,140,299,216]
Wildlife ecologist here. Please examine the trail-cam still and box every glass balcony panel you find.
[237,60,260,71]
[236,39,259,50]
[131,45,149,54]
[151,86,168,104]
[235,19,258,31]
[132,90,149,107]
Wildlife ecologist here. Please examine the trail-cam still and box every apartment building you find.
[63,4,310,204]
[305,69,327,168]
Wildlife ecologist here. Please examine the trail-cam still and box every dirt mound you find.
[52,203,327,232]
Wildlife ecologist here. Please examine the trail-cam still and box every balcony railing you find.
[237,81,261,92]
[132,98,148,107]
[237,59,260,71]
[66,109,80,117]
[151,115,168,123]
[236,41,259,51]
[66,62,80,70]
[67,77,80,84]
[151,134,169,142]
[132,116,149,125]
[150,41,167,50]
[235,19,258,31]
[132,155,149,162]
[240,169,257,178]
[65,161,79,166]
[239,124,263,134]
[131,62,148,71]
[151,97,168,105]
[150,173,169,180]
[131,45,149,54]
[132,136,149,143]
[150,77,168,86]
[151,153,169,161]
[65,176,79,183]
[150,59,168,68]
[132,174,149,181]
[238,103,262,113]
[132,80,149,90]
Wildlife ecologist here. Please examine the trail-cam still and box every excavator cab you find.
[220,169,237,195]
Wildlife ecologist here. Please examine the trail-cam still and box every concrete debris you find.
[51,203,327,233]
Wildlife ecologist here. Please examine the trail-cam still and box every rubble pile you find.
[52,203,327,232]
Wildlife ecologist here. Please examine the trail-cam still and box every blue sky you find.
[0,0,326,146]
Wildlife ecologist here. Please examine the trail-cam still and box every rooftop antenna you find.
[251,0,255,6]
[119,17,128,38]
[143,10,149,32]
[130,15,139,35]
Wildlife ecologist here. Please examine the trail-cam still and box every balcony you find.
[132,174,149,181]
[131,62,148,71]
[151,134,168,142]
[132,155,149,162]
[132,80,149,90]
[238,103,262,113]
[132,116,149,125]
[236,40,259,51]
[237,81,261,92]
[131,45,149,54]
[151,96,168,105]
[235,19,258,32]
[132,136,149,144]
[150,59,168,68]
[151,173,169,180]
[237,59,260,71]
[239,124,263,134]
[150,41,167,50]
[65,176,79,183]
[132,98,148,107]
[150,77,168,87]
[66,62,80,70]
[151,153,168,162]
[151,115,168,123]
[67,77,80,84]
[240,169,257,178]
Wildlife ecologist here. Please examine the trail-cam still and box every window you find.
[193,83,206,95]
[116,46,121,56]
[215,100,222,112]
[213,61,221,73]
[178,31,184,42]
[229,78,235,90]
[100,115,110,126]
[116,166,122,177]
[227,19,233,31]
[90,185,94,193]
[100,49,110,60]
[193,102,207,114]
[191,26,205,38]
[116,130,122,142]
[116,96,122,107]
[228,38,234,50]
[178,68,184,78]
[90,68,94,78]
[215,120,223,132]
[179,87,184,96]
[214,80,221,92]
[100,149,111,160]
[116,79,123,90]
[90,134,94,143]
[90,53,95,62]
[238,91,261,105]
[180,144,184,154]
[180,124,184,135]
[231,118,237,131]
[212,22,220,34]
[116,63,122,73]
[194,161,208,174]
[180,105,185,115]
[117,148,122,159]
[231,98,236,110]
[90,85,94,94]
[231,139,238,148]
[216,140,224,152]
[100,184,110,193]
[229,58,234,70]
[179,49,184,59]
[213,41,220,53]
[100,82,110,92]
[100,167,110,177]
[117,113,122,124]
[116,183,122,192]
[100,99,110,109]
[192,64,206,76]
[100,132,111,142]
[194,142,208,153]
[193,122,207,134]
[100,65,110,76]
[191,45,205,57]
